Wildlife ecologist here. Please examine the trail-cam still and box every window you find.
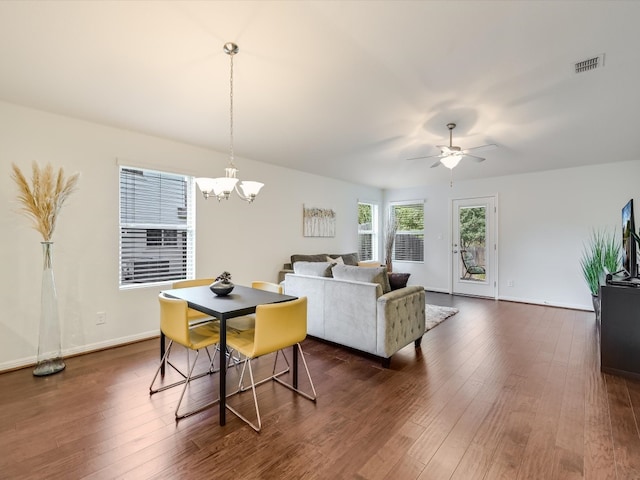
[391,202,424,262]
[119,167,195,286]
[358,202,378,261]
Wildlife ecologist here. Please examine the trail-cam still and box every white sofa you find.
[284,265,426,367]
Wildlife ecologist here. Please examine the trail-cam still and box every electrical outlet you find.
[507,280,515,287]
[96,311,106,325]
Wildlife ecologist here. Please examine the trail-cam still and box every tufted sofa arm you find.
[376,286,426,358]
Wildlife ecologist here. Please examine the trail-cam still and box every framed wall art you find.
[303,205,336,237]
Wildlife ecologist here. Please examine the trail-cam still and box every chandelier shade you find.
[238,181,264,201]
[197,42,263,203]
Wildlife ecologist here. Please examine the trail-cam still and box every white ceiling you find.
[1,1,639,189]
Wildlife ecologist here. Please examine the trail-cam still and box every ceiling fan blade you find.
[463,154,486,162]
[406,153,443,161]
[462,143,497,154]
[430,160,443,168]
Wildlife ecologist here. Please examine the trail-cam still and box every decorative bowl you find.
[210,281,234,296]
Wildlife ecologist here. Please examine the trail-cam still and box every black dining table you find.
[162,284,297,425]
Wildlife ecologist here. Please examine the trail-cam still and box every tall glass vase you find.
[33,241,66,376]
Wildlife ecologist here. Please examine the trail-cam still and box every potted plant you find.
[580,229,620,321]
[384,211,398,273]
[384,210,411,289]
[210,271,234,296]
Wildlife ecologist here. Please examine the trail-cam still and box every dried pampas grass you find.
[11,162,80,241]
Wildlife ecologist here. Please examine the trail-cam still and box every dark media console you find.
[599,197,639,379]
[600,283,640,380]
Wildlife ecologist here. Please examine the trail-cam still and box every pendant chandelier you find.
[196,42,264,203]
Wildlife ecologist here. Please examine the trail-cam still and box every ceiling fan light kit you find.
[440,155,462,169]
[407,122,497,171]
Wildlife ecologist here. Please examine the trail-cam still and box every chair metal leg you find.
[150,340,175,394]
[174,349,223,420]
[150,341,221,395]
[226,344,317,432]
[272,350,291,377]
[273,343,317,402]
[174,350,200,418]
[236,351,290,393]
[225,357,262,432]
[205,344,219,373]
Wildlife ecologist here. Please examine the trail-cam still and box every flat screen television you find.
[622,199,637,278]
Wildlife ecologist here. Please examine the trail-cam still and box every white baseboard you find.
[424,286,450,294]
[423,288,593,312]
[0,330,158,373]
[497,294,592,312]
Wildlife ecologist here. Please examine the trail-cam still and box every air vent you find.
[574,54,605,74]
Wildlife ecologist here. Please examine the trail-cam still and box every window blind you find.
[392,202,424,262]
[119,167,195,286]
[358,202,378,261]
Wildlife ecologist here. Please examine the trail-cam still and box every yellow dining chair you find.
[158,278,217,376]
[172,278,216,326]
[251,281,283,293]
[225,297,316,432]
[226,281,283,331]
[149,293,221,419]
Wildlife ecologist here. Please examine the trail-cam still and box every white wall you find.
[3,99,637,372]
[0,101,381,371]
[385,160,640,310]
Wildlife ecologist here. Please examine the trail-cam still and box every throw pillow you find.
[331,264,391,293]
[388,272,411,290]
[358,260,381,268]
[330,252,359,266]
[293,261,333,277]
[326,255,344,265]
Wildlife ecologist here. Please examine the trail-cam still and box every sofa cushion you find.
[330,252,359,266]
[291,253,329,265]
[331,264,391,293]
[293,261,333,277]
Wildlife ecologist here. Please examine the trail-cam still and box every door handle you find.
[453,250,458,254]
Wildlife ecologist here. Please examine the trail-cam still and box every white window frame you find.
[358,201,379,262]
[119,166,196,288]
[390,200,424,263]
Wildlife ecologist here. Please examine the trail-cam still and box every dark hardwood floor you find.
[2,294,640,479]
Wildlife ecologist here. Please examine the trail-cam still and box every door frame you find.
[450,195,499,299]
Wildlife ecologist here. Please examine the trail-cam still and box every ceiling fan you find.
[407,123,497,170]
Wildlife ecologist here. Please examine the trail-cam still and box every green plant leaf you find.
[580,228,621,295]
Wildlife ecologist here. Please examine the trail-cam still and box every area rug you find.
[425,304,459,331]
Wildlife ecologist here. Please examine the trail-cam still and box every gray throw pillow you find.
[331,264,391,293]
[293,261,333,277]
